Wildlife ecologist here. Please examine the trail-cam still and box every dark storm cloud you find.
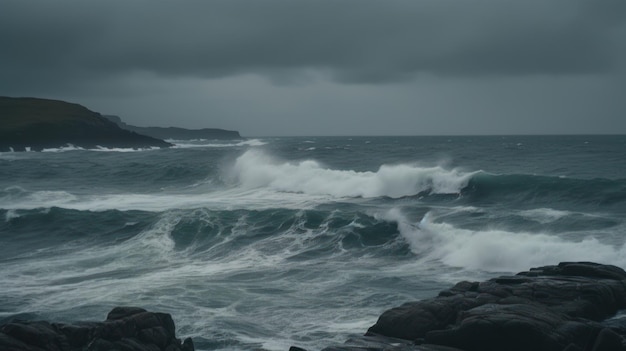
[1,0,624,95]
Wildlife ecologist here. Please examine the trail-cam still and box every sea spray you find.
[382,208,626,273]
[230,149,475,198]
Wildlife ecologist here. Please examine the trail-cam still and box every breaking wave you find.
[383,209,626,273]
[229,150,475,198]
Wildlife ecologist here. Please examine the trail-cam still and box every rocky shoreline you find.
[0,306,194,351]
[2,262,625,351]
[296,262,626,351]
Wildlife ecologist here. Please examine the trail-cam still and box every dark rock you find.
[107,307,148,321]
[591,328,626,351]
[364,262,626,351]
[0,307,193,351]
[1,321,65,350]
[0,332,34,350]
[181,337,195,351]
[425,303,601,351]
[0,97,172,151]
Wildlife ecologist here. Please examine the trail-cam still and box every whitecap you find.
[381,208,626,273]
[5,209,20,222]
[172,139,267,149]
[518,208,572,223]
[228,149,475,198]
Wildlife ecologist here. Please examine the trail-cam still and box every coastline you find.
[3,262,625,351]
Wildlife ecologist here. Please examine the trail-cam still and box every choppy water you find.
[1,135,625,350]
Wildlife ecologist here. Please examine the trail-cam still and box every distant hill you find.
[104,115,242,140]
[0,97,172,151]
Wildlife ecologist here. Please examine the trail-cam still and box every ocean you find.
[1,135,625,350]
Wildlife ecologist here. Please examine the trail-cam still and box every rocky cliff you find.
[0,97,172,151]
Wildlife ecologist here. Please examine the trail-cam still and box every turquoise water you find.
[1,135,625,350]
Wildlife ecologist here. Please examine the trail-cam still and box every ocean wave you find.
[462,173,626,207]
[382,208,626,273]
[0,187,79,210]
[229,149,476,198]
[4,149,625,212]
[0,187,330,212]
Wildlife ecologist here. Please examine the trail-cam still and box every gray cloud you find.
[1,0,625,95]
[1,0,624,136]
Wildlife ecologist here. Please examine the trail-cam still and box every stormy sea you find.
[1,135,625,351]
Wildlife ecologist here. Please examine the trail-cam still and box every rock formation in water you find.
[293,262,626,351]
[0,97,172,151]
[0,306,194,351]
[104,115,242,140]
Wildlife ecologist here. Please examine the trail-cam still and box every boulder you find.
[291,262,626,351]
[364,262,626,351]
[0,307,194,351]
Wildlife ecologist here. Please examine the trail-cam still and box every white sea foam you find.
[41,145,161,153]
[171,139,267,148]
[4,209,20,222]
[230,149,475,198]
[93,146,161,152]
[24,190,78,207]
[0,187,328,212]
[518,208,572,223]
[382,209,626,273]
[41,145,85,152]
[1,150,474,211]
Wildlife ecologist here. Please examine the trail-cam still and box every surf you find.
[382,208,626,274]
[229,149,476,198]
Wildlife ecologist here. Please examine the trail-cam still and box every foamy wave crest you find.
[518,208,573,224]
[41,145,86,152]
[5,209,20,222]
[41,145,160,153]
[0,188,78,209]
[0,187,327,212]
[172,139,267,148]
[230,150,474,198]
[382,209,626,273]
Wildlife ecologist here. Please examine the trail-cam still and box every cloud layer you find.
[1,0,624,135]
[2,0,625,91]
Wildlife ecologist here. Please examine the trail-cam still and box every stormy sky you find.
[1,0,625,136]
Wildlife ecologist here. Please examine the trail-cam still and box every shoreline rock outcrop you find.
[0,97,173,152]
[295,262,626,351]
[0,306,194,351]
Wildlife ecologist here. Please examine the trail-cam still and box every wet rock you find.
[364,262,626,351]
[0,307,193,351]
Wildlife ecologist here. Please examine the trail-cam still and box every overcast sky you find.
[1,0,625,136]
